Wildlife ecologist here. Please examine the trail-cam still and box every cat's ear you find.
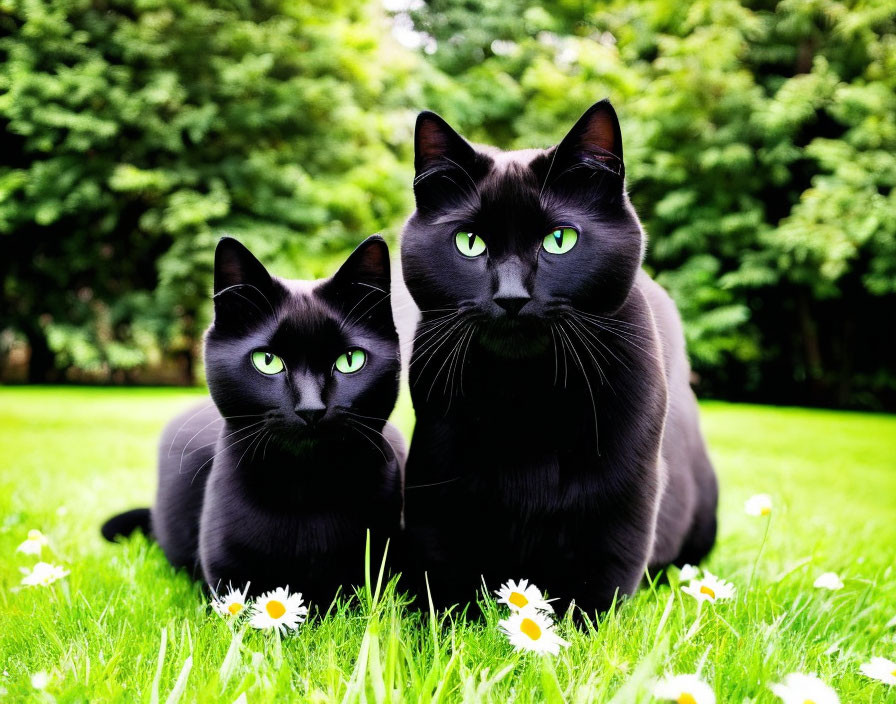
[551,99,625,186]
[541,99,625,199]
[414,111,477,174]
[556,99,623,164]
[214,237,272,295]
[212,237,275,327]
[325,235,395,334]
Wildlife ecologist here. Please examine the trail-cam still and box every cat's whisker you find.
[345,418,399,462]
[557,321,600,454]
[250,430,269,464]
[347,292,392,329]
[409,318,467,371]
[188,426,265,485]
[181,418,268,462]
[345,420,390,465]
[564,318,612,390]
[433,321,473,407]
[234,429,267,475]
[354,281,387,294]
[167,410,263,458]
[262,430,274,462]
[457,321,477,397]
[573,309,653,330]
[410,312,461,345]
[340,409,390,424]
[442,156,481,196]
[411,317,460,345]
[555,321,570,388]
[426,323,467,403]
[577,317,661,362]
[549,323,560,387]
[213,282,277,317]
[340,288,380,331]
[567,314,634,374]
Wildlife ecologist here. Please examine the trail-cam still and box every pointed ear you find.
[325,235,395,335]
[555,99,624,168]
[414,111,477,174]
[214,237,272,295]
[212,237,276,329]
[332,235,391,292]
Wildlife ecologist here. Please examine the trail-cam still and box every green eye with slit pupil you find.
[335,349,366,374]
[543,227,578,254]
[251,350,284,375]
[455,231,486,257]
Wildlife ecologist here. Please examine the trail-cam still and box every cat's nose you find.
[494,295,530,316]
[294,406,326,425]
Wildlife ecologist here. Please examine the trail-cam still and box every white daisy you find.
[770,673,839,704]
[20,561,69,587]
[498,608,569,655]
[887,614,896,629]
[744,493,773,516]
[653,673,716,704]
[30,671,49,690]
[248,587,307,633]
[681,571,735,604]
[813,572,844,591]
[679,564,700,583]
[17,529,49,556]
[212,583,251,618]
[859,656,896,685]
[495,578,554,613]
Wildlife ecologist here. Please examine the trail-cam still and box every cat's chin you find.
[477,319,551,359]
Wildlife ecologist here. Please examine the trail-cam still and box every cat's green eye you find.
[455,231,487,257]
[251,350,285,375]
[543,227,579,255]
[335,349,366,374]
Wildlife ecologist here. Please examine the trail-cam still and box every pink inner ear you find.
[581,110,617,160]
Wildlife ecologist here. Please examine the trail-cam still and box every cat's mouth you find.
[477,317,552,358]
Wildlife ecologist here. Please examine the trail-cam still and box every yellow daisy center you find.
[520,617,542,641]
[509,591,529,608]
[677,693,697,704]
[760,506,771,516]
[266,600,286,619]
[28,530,42,540]
[891,667,896,677]
[227,602,243,615]
[699,585,716,599]
[802,699,816,704]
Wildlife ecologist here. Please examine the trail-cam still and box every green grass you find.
[1,387,895,702]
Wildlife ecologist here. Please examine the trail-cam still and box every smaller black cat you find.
[102,236,404,607]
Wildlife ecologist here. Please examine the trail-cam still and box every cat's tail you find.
[101,508,152,542]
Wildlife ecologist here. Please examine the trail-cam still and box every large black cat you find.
[102,236,404,606]
[400,99,718,615]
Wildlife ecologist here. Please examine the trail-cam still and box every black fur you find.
[101,507,151,541]
[400,100,718,616]
[102,236,405,606]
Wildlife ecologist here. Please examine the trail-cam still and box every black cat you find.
[400,99,718,615]
[102,236,405,606]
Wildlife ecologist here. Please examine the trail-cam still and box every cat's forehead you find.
[271,278,342,335]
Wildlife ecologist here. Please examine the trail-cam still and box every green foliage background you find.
[1,0,895,408]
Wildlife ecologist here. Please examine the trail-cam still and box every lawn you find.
[0,387,894,702]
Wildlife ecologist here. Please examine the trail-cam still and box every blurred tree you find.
[0,0,419,383]
[400,0,896,409]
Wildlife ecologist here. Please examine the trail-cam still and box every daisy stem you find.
[683,602,704,641]
[748,514,772,596]
[273,628,283,669]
